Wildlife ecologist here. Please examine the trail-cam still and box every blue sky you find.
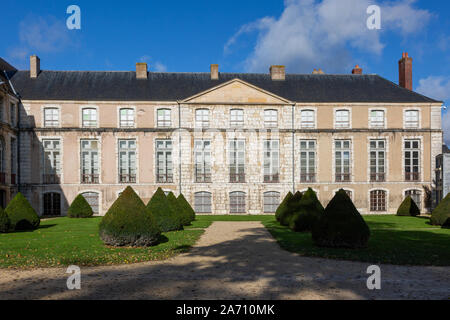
[1,0,449,143]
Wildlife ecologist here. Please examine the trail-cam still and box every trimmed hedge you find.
[280,191,303,226]
[6,192,40,231]
[67,194,94,218]
[396,196,420,217]
[289,188,324,232]
[431,193,450,227]
[167,192,190,226]
[275,192,293,222]
[177,193,195,223]
[99,186,160,246]
[0,207,10,233]
[147,188,183,232]
[312,189,370,248]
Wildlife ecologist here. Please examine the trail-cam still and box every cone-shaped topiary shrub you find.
[312,189,370,248]
[177,193,195,224]
[147,188,183,232]
[0,207,10,233]
[67,194,94,218]
[289,188,324,232]
[6,192,40,231]
[275,192,293,222]
[99,186,160,246]
[167,192,190,226]
[280,191,303,226]
[431,193,450,227]
[396,196,420,217]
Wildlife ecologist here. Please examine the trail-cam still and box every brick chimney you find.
[352,65,362,74]
[30,55,40,78]
[210,64,219,80]
[398,52,412,90]
[312,68,324,74]
[136,62,148,79]
[270,65,285,80]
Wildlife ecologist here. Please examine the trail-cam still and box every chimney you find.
[398,52,412,90]
[136,62,148,79]
[352,65,362,74]
[30,55,40,78]
[312,68,324,74]
[270,65,285,81]
[210,64,219,80]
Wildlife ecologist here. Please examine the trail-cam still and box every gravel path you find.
[0,221,449,300]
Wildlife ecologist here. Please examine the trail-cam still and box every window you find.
[404,140,420,181]
[44,108,59,127]
[0,138,4,184]
[194,192,211,213]
[81,140,99,184]
[195,140,211,182]
[370,140,385,182]
[335,140,351,182]
[370,110,385,128]
[82,192,99,215]
[370,190,386,211]
[42,139,61,184]
[230,109,244,127]
[10,103,16,126]
[118,139,136,183]
[195,109,209,128]
[300,140,316,182]
[157,108,171,127]
[264,109,278,128]
[229,140,245,183]
[264,140,279,182]
[82,108,97,127]
[300,110,315,128]
[405,190,421,209]
[264,191,280,213]
[405,110,419,128]
[230,191,246,213]
[344,190,352,199]
[119,108,135,127]
[156,140,173,183]
[10,138,17,184]
[43,193,61,216]
[335,110,350,128]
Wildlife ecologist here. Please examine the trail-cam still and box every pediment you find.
[182,79,290,104]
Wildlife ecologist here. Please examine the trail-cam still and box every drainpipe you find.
[177,101,182,195]
[292,103,295,193]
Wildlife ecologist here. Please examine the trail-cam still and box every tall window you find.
[405,190,421,209]
[81,140,99,184]
[82,108,97,127]
[0,138,4,184]
[194,192,211,213]
[335,140,351,182]
[370,140,385,182]
[195,109,209,128]
[230,109,244,127]
[405,110,419,128]
[157,108,171,127]
[42,139,61,184]
[10,103,16,126]
[229,140,245,183]
[370,110,385,128]
[404,139,420,181]
[230,191,246,213]
[264,140,279,183]
[300,110,315,128]
[264,109,278,128]
[156,140,173,183]
[195,140,211,183]
[300,140,316,182]
[335,109,350,128]
[264,191,280,213]
[43,193,61,216]
[44,108,59,127]
[119,108,135,127]
[118,139,136,183]
[10,138,17,184]
[370,190,386,211]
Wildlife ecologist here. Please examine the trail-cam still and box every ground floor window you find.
[370,190,386,212]
[230,191,246,213]
[405,189,421,209]
[264,191,280,213]
[82,192,99,215]
[194,192,211,213]
[43,192,61,216]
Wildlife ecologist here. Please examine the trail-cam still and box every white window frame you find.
[43,106,61,128]
[263,140,279,183]
[194,191,212,213]
[195,109,210,128]
[157,108,172,127]
[194,140,211,183]
[119,108,135,128]
[229,139,245,183]
[369,109,386,128]
[42,139,61,184]
[263,191,280,213]
[404,109,420,129]
[81,107,98,128]
[229,191,246,213]
[155,139,173,183]
[334,108,351,129]
[118,139,137,183]
[230,109,244,127]
[299,140,316,182]
[80,139,100,184]
[264,109,278,128]
[300,109,315,128]
[369,139,386,182]
[334,139,352,182]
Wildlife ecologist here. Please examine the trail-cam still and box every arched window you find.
[370,110,385,128]
[82,108,97,127]
[120,108,135,127]
[300,110,315,128]
[264,191,280,213]
[264,109,278,128]
[82,192,99,215]
[335,109,350,128]
[405,189,421,209]
[230,191,246,213]
[43,192,61,216]
[194,192,211,213]
[370,190,386,212]
[157,108,171,127]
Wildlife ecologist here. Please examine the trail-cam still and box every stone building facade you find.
[4,53,444,215]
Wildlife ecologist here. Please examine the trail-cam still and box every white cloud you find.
[225,0,432,73]
[153,62,167,72]
[139,56,167,72]
[443,111,450,146]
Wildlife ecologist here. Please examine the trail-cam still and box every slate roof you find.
[8,70,440,103]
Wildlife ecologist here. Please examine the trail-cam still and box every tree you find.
[275,192,293,222]
[0,207,10,233]
[67,194,94,218]
[177,193,196,224]
[6,192,40,231]
[167,192,190,226]
[431,193,450,227]
[280,191,303,226]
[396,196,420,216]
[289,188,324,232]
[147,188,183,232]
